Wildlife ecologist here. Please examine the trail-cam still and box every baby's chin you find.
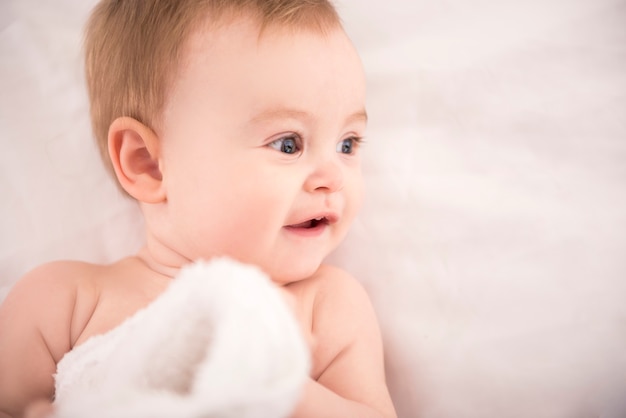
[209,249,330,286]
[262,261,324,286]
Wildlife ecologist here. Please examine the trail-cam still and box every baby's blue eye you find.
[269,136,301,154]
[337,137,360,154]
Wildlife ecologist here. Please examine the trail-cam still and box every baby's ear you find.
[108,117,165,203]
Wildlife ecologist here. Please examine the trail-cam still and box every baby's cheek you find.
[351,169,365,209]
[345,175,365,222]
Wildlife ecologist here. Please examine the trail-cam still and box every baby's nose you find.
[303,159,344,193]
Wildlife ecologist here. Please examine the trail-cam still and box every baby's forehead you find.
[167,2,346,93]
[177,14,345,79]
[160,13,365,135]
[186,11,341,50]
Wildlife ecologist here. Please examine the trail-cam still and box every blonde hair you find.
[84,0,341,176]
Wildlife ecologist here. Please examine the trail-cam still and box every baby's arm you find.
[0,263,79,418]
[291,266,396,418]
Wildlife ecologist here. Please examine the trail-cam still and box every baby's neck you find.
[136,246,187,279]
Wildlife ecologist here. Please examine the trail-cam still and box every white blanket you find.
[52,259,310,418]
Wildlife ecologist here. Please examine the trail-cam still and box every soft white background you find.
[1,0,625,417]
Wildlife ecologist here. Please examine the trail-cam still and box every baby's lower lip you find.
[283,222,327,237]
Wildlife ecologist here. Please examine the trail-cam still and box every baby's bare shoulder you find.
[309,265,380,363]
[308,265,396,416]
[311,264,371,307]
[0,260,103,416]
[1,260,104,358]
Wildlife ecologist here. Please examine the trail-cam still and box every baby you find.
[0,1,396,417]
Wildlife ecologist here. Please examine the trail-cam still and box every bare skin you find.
[0,256,393,418]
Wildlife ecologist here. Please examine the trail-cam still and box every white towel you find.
[53,258,310,418]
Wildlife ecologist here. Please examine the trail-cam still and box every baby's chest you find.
[72,285,166,348]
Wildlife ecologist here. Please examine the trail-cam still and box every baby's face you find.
[158,18,366,283]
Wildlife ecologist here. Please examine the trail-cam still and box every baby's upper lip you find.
[285,212,339,227]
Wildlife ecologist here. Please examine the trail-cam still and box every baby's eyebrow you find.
[250,108,312,124]
[347,109,368,124]
[248,107,368,125]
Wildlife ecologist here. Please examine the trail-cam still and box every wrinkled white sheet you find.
[1,0,625,417]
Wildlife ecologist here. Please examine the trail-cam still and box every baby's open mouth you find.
[288,217,328,229]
